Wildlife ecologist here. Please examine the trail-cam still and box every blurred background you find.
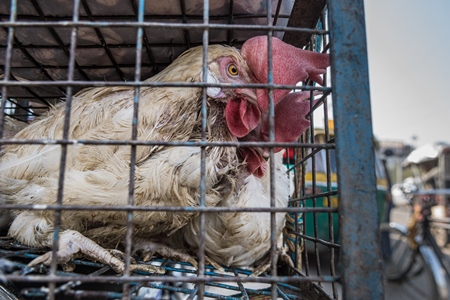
[364,0,450,188]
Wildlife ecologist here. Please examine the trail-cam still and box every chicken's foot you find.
[133,239,199,268]
[28,230,165,274]
[132,239,224,272]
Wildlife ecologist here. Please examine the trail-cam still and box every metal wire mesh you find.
[0,237,310,300]
[0,0,296,116]
[0,1,383,299]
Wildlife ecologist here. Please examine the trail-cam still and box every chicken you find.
[0,36,329,274]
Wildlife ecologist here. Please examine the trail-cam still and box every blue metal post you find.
[327,1,384,299]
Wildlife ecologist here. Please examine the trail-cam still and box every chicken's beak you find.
[236,88,258,105]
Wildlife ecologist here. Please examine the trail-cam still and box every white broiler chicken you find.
[0,36,329,274]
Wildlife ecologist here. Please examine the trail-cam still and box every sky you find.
[363,0,450,147]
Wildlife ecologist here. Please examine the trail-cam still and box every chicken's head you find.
[203,48,260,139]
[239,36,330,177]
[163,40,329,177]
[157,44,261,145]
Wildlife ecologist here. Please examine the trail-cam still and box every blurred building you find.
[378,140,413,184]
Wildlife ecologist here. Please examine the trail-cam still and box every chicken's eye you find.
[227,64,239,76]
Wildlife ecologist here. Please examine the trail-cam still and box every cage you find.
[0,0,383,299]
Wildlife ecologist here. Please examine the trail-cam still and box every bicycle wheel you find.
[380,222,416,281]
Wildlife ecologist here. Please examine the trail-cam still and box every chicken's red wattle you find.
[239,148,266,178]
[225,96,260,138]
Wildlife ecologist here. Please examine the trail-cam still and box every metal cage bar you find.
[328,0,383,299]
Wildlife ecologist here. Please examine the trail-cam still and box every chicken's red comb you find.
[241,36,329,111]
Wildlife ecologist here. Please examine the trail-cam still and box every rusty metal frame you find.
[328,0,384,299]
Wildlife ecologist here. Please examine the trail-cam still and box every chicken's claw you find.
[205,257,225,273]
[28,243,80,272]
[251,247,294,277]
[27,230,165,274]
[133,239,226,272]
[107,249,137,264]
[133,240,198,269]
[128,263,165,274]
